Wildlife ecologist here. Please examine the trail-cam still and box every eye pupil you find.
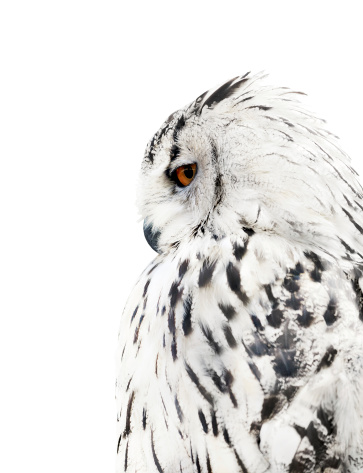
[184,168,193,179]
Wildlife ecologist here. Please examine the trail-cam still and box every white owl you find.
[116,73,363,473]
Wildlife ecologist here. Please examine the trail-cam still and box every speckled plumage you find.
[116,73,363,472]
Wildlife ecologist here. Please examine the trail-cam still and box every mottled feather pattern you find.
[117,73,363,472]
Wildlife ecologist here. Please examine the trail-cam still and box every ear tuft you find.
[193,72,252,115]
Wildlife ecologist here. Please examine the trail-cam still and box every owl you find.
[116,73,363,473]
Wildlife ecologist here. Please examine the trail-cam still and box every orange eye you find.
[175,163,197,187]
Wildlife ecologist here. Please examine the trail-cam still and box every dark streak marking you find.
[247,105,272,111]
[130,306,138,324]
[123,391,135,437]
[124,440,128,471]
[304,252,324,282]
[322,457,341,469]
[209,369,225,392]
[143,279,151,297]
[155,354,159,376]
[320,148,360,195]
[133,315,144,344]
[169,281,183,308]
[211,410,218,436]
[289,455,311,473]
[160,395,169,429]
[121,345,126,361]
[178,259,189,279]
[267,308,284,328]
[201,76,244,112]
[286,294,301,310]
[171,335,177,361]
[261,395,280,421]
[198,259,217,287]
[317,346,337,371]
[292,263,304,276]
[142,408,147,429]
[201,324,222,354]
[126,377,133,392]
[161,305,166,316]
[198,409,208,433]
[277,129,294,141]
[249,421,262,440]
[251,314,263,331]
[233,241,247,261]
[273,349,297,377]
[223,324,237,348]
[151,431,164,473]
[168,308,176,334]
[208,367,237,405]
[297,307,314,327]
[117,434,121,454]
[226,262,249,303]
[223,428,231,445]
[283,276,299,293]
[340,238,356,254]
[156,296,160,315]
[306,421,327,461]
[182,295,193,336]
[170,144,180,161]
[146,135,156,164]
[229,389,238,408]
[196,455,201,473]
[223,368,234,387]
[147,262,160,276]
[354,200,363,216]
[323,300,337,326]
[242,226,255,236]
[233,449,249,473]
[265,284,277,304]
[293,425,307,438]
[192,220,207,238]
[226,261,240,291]
[355,199,363,211]
[248,360,262,381]
[173,114,186,142]
[285,385,299,401]
[175,396,184,422]
[235,95,254,104]
[206,454,213,473]
[218,302,236,320]
[310,266,322,282]
[317,406,334,435]
[185,362,214,406]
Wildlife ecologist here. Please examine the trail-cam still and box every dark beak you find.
[143,220,161,253]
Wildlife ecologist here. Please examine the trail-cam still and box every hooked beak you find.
[143,220,161,253]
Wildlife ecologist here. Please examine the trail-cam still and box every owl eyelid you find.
[168,162,197,175]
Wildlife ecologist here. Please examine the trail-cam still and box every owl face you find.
[138,74,363,259]
[140,109,235,253]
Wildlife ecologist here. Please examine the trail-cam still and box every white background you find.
[0,1,362,472]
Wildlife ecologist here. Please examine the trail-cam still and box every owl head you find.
[138,73,363,265]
